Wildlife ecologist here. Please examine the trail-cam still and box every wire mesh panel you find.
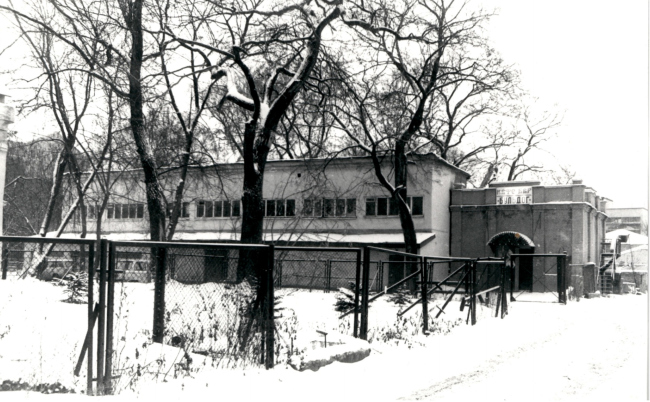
[274,247,361,292]
[0,236,94,394]
[106,241,272,393]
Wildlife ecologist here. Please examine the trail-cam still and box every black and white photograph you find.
[0,0,647,400]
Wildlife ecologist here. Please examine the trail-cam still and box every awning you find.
[46,231,436,246]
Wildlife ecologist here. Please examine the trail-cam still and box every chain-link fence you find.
[105,241,273,393]
[509,253,568,303]
[0,236,94,394]
[273,247,362,292]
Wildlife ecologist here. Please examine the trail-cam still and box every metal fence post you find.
[557,254,566,304]
[326,259,332,292]
[509,255,516,302]
[353,249,361,338]
[1,246,8,280]
[96,240,107,395]
[470,260,477,325]
[501,258,508,318]
[265,245,275,369]
[152,247,167,343]
[86,242,95,395]
[360,247,370,340]
[421,257,429,333]
[104,242,116,394]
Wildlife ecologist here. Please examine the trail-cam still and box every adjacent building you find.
[450,180,609,294]
[605,207,648,234]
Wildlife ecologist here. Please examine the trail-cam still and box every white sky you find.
[481,0,649,208]
[1,0,648,208]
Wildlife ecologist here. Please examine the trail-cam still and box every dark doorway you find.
[518,248,534,291]
[487,231,536,292]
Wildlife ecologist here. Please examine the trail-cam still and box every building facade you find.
[67,154,469,287]
[450,180,609,293]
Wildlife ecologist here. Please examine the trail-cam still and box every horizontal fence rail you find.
[0,236,574,396]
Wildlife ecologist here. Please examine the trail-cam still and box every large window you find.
[264,199,296,217]
[106,203,145,219]
[303,198,356,217]
[365,196,423,216]
[165,202,190,218]
[196,200,241,218]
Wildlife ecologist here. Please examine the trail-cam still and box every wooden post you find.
[152,247,167,343]
[360,247,370,340]
[421,257,429,333]
[353,249,361,338]
[1,246,8,280]
[75,303,99,377]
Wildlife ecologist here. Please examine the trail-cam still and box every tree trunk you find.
[126,0,167,241]
[39,149,67,236]
[237,122,266,282]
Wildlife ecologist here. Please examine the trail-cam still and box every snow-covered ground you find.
[0,277,647,401]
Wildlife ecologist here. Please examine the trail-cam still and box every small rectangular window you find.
[114,204,122,219]
[223,200,231,217]
[314,199,322,217]
[88,204,96,220]
[303,199,313,216]
[129,204,137,219]
[232,200,241,216]
[276,200,285,216]
[264,200,274,217]
[324,199,334,217]
[212,200,223,218]
[346,199,356,217]
[286,199,295,216]
[137,204,144,219]
[107,204,114,219]
[336,199,346,216]
[412,196,423,216]
[205,201,213,218]
[181,202,190,218]
[389,197,399,215]
[377,198,387,216]
[197,201,205,218]
[366,198,376,216]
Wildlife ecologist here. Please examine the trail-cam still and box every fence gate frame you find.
[509,253,568,304]
[0,235,98,394]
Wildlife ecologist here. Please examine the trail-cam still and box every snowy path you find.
[4,291,647,401]
[402,296,648,401]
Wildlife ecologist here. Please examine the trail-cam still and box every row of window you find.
[81,196,425,221]
[197,200,241,218]
[366,196,423,216]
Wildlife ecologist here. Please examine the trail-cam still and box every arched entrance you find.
[487,231,535,291]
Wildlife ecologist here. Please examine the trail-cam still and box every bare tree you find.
[331,0,497,255]
[502,101,563,182]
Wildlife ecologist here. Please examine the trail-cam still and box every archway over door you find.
[487,231,535,291]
